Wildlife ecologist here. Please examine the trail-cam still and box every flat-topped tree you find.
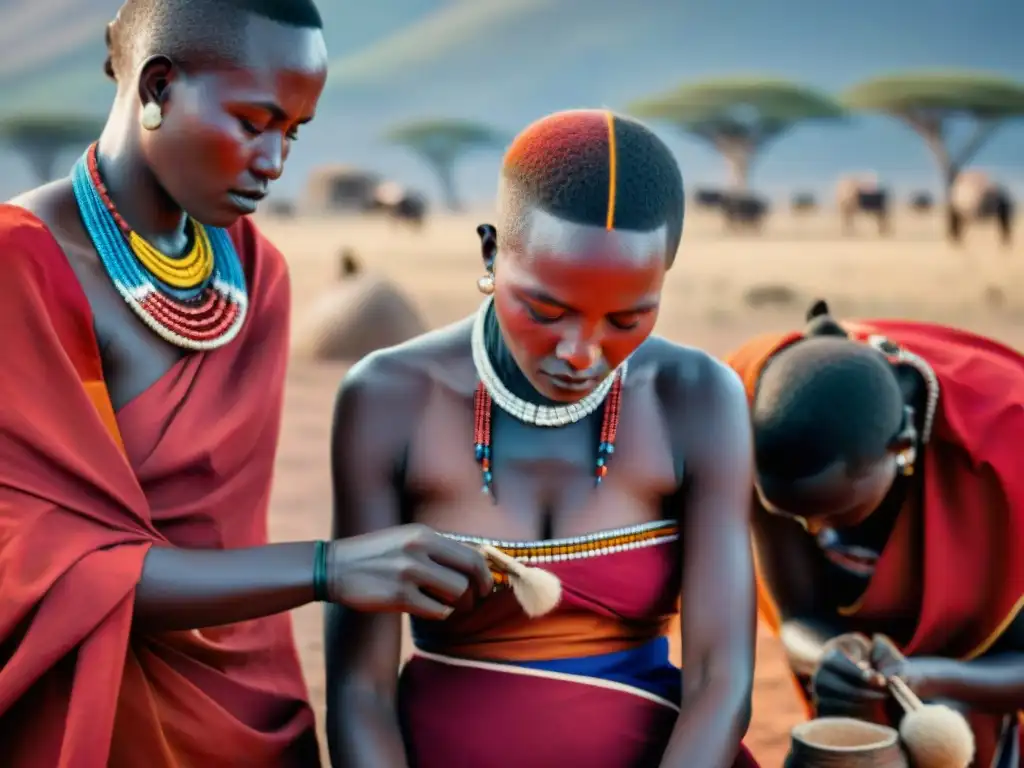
[628,77,843,192]
[0,114,104,183]
[384,118,505,211]
[842,71,1024,241]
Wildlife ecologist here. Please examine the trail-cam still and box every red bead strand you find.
[473,383,493,494]
[85,142,242,346]
[474,370,624,495]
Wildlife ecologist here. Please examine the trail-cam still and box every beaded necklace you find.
[470,297,627,495]
[71,143,249,351]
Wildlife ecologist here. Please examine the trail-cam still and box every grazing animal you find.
[837,175,889,236]
[721,193,769,232]
[369,182,427,228]
[791,193,817,214]
[950,171,1013,246]
[693,187,726,209]
[909,191,934,212]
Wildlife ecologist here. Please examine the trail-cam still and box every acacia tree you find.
[384,119,505,211]
[0,114,104,183]
[628,77,843,192]
[842,71,1024,240]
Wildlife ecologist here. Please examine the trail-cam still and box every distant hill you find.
[0,0,447,113]
[0,0,697,199]
[2,0,1022,204]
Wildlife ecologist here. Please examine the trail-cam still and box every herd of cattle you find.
[270,169,1013,245]
[693,170,1014,244]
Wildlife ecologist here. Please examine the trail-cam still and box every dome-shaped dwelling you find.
[294,253,427,362]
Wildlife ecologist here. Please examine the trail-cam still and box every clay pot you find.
[784,718,909,768]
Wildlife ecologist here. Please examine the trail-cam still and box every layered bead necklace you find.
[471,296,628,495]
[71,143,249,351]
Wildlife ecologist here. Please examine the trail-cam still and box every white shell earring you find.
[476,273,495,295]
[141,102,163,131]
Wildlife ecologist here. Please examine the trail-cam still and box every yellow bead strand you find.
[128,221,214,289]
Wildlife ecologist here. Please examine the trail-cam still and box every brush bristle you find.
[508,566,562,618]
[899,704,975,768]
[478,545,563,618]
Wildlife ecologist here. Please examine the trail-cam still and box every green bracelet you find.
[313,540,330,602]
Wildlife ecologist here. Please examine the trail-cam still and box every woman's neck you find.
[95,115,190,254]
[483,301,561,407]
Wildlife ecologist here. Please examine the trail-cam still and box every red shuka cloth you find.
[726,321,1024,763]
[0,205,317,767]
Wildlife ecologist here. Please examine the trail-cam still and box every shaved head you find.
[498,109,685,266]
[753,337,905,481]
[105,0,323,81]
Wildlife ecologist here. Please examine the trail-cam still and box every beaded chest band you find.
[72,144,249,351]
[445,520,679,587]
[471,296,628,494]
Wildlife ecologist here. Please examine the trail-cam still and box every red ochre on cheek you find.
[493,248,663,397]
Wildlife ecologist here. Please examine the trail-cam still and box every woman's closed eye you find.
[525,304,565,324]
[237,116,266,136]
[607,311,647,331]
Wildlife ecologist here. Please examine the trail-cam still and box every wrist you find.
[906,657,962,700]
[313,540,330,602]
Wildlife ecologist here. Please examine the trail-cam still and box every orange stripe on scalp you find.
[604,111,617,230]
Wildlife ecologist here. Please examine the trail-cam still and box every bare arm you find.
[889,613,1024,713]
[133,542,319,630]
[751,505,840,676]
[324,353,422,768]
[661,359,756,768]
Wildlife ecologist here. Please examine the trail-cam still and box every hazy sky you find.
[1,0,1021,203]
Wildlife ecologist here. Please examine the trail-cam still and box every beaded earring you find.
[895,448,916,476]
[891,405,919,477]
[141,102,162,131]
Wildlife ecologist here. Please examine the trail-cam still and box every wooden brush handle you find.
[479,544,525,575]
[888,675,923,712]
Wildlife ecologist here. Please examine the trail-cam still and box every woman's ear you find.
[137,55,176,108]
[476,223,497,271]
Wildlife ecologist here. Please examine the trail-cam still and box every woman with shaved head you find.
[325,109,760,767]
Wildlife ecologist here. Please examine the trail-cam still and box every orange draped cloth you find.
[0,205,317,767]
[726,321,1024,762]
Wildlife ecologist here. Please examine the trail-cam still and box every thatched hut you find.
[294,253,427,362]
[303,165,381,214]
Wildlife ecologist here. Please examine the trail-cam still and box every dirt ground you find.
[261,208,1023,767]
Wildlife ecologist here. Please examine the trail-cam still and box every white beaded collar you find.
[470,296,628,428]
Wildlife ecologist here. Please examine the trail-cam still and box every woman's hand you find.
[327,524,493,619]
[811,632,889,721]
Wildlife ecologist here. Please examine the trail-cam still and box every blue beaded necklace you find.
[72,144,249,351]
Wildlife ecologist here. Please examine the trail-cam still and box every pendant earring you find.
[895,447,916,477]
[141,102,162,131]
[476,272,495,295]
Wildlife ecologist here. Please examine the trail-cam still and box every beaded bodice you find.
[415,521,681,660]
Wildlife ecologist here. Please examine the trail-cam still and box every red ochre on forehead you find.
[502,109,619,230]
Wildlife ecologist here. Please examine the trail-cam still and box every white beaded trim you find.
[471,296,628,427]
[865,335,939,444]
[442,520,678,563]
[115,279,248,352]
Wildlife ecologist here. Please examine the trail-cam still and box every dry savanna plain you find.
[258,205,1023,767]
